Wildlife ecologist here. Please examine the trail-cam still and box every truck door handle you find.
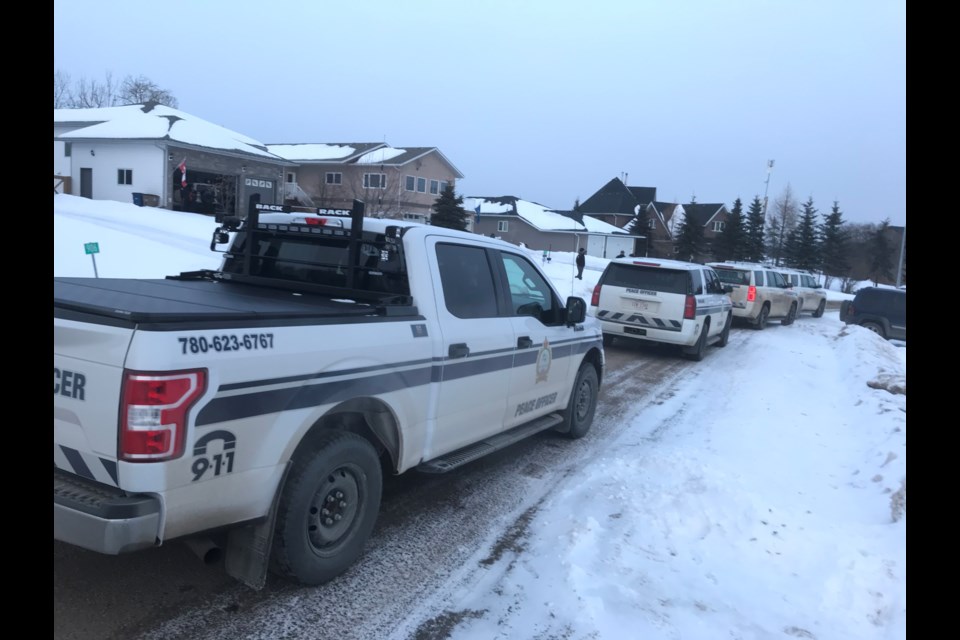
[448,343,470,359]
[517,336,533,349]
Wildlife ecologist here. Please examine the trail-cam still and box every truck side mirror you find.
[565,296,586,326]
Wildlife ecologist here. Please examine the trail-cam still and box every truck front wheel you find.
[270,430,382,586]
[556,364,599,439]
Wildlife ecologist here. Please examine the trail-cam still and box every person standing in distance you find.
[576,248,586,279]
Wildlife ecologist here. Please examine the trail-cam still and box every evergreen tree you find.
[744,196,766,262]
[713,197,746,262]
[868,219,894,285]
[631,203,648,238]
[785,197,820,271]
[674,209,706,262]
[430,185,469,231]
[818,201,850,284]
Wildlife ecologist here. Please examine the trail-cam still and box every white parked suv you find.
[591,257,733,361]
[776,268,827,318]
[707,262,800,329]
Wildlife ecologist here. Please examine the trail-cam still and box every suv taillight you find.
[747,285,757,302]
[684,295,696,320]
[120,369,206,462]
[591,284,601,306]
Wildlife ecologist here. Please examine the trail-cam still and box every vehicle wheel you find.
[861,321,887,340]
[753,304,770,330]
[602,333,614,348]
[715,312,732,348]
[683,319,709,361]
[556,364,599,439]
[812,299,826,318]
[270,430,383,586]
[781,303,798,326]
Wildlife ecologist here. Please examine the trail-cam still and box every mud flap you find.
[224,462,290,590]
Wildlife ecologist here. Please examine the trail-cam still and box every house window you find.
[648,218,655,229]
[117,169,133,185]
[429,179,439,195]
[498,221,509,232]
[286,173,295,183]
[713,221,725,232]
[405,176,416,191]
[364,173,387,189]
[325,172,342,185]
[64,142,72,157]
[440,180,449,193]
[417,177,426,193]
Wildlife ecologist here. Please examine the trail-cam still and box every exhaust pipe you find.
[184,537,223,565]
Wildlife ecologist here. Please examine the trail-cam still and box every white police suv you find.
[590,257,733,361]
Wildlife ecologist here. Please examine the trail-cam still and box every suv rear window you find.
[601,263,690,294]
[714,268,751,286]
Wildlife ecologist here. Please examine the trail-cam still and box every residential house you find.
[578,177,685,257]
[466,196,632,257]
[267,143,464,222]
[54,102,290,216]
[623,200,684,259]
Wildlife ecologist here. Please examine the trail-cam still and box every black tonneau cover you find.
[54,277,415,324]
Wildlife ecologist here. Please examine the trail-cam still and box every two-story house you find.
[267,143,464,222]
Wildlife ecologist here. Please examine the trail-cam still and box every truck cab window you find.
[500,252,559,324]
[436,243,498,319]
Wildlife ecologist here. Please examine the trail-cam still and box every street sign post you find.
[84,242,100,278]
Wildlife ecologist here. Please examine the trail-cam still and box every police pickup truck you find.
[54,201,604,589]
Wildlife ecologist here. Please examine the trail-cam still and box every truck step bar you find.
[416,412,564,474]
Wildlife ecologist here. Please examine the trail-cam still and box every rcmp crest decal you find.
[535,338,552,383]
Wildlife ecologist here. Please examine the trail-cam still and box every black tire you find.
[270,430,383,586]
[812,299,826,318]
[861,321,887,339]
[715,312,732,348]
[602,333,614,348]
[556,364,599,439]
[781,302,798,326]
[753,304,770,330]
[683,319,709,361]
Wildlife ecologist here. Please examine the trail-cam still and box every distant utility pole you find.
[761,159,775,223]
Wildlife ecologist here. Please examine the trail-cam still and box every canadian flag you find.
[177,160,187,188]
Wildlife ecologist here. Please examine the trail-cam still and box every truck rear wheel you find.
[270,430,382,586]
[556,364,598,439]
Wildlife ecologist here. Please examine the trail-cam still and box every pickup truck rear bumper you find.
[54,469,161,554]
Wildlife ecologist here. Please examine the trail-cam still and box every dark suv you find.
[841,287,906,341]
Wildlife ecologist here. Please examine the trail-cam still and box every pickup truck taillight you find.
[747,285,757,302]
[120,369,206,462]
[684,295,696,320]
[591,284,601,306]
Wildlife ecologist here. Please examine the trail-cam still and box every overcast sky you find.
[53,0,906,227]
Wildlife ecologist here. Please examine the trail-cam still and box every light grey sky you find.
[53,0,906,226]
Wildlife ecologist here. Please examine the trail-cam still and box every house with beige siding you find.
[267,143,463,222]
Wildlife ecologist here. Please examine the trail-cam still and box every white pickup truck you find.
[54,202,604,589]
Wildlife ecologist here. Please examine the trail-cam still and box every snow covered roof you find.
[265,143,385,162]
[465,196,629,235]
[267,143,465,178]
[54,102,284,161]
